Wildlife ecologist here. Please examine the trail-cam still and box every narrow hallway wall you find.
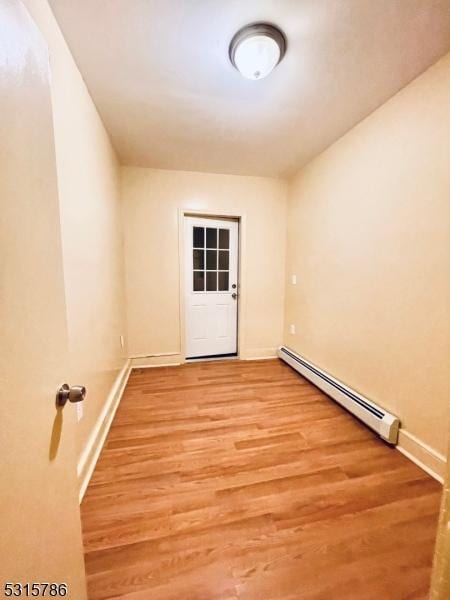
[23,0,127,491]
[283,53,450,475]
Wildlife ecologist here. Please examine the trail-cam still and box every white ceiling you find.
[49,0,450,178]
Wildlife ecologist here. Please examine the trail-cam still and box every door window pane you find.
[206,250,217,270]
[218,272,229,291]
[206,271,217,291]
[193,249,204,269]
[192,224,233,293]
[219,229,229,249]
[218,250,229,270]
[193,227,204,248]
[206,228,217,248]
[193,271,204,291]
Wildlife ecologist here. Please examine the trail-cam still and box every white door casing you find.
[184,216,238,358]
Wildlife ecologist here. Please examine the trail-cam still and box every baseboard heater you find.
[278,346,400,444]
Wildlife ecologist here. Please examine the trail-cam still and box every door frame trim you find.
[178,208,246,363]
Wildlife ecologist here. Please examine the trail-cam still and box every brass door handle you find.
[56,384,86,407]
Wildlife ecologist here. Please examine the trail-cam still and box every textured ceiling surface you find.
[49,0,450,177]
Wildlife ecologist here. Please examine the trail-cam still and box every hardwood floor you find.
[81,359,441,599]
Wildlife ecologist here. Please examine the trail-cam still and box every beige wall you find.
[284,53,450,461]
[23,0,127,475]
[121,167,287,361]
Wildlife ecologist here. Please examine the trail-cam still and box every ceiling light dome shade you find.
[229,23,286,80]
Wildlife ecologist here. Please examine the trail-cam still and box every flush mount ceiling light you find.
[229,22,286,80]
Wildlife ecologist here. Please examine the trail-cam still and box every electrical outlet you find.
[290,324,296,335]
[76,402,83,422]
[120,334,125,349]
[291,274,297,285]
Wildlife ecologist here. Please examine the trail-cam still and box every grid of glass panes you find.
[193,226,230,292]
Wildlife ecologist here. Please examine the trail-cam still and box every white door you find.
[184,216,239,358]
[0,2,86,595]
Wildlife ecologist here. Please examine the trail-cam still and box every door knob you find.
[232,292,238,300]
[56,384,86,407]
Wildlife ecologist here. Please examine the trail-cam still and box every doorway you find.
[184,216,239,359]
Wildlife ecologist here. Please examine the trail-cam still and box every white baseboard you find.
[129,349,279,366]
[130,352,181,368]
[397,429,446,484]
[77,359,131,502]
